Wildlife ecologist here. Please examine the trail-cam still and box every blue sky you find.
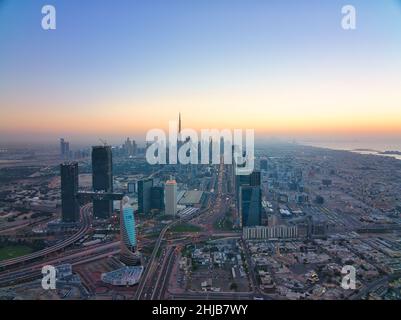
[1,0,401,143]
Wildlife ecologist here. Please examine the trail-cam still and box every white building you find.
[165,179,177,216]
[243,225,299,240]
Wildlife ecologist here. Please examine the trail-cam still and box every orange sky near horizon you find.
[1,79,401,139]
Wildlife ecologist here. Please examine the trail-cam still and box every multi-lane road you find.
[0,241,120,287]
[136,157,239,300]
[134,210,201,300]
[0,203,92,270]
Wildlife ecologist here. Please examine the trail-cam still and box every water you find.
[301,140,401,161]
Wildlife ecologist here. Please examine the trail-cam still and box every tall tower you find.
[165,179,177,216]
[237,171,262,227]
[119,197,141,266]
[179,112,182,135]
[60,138,70,159]
[150,186,165,211]
[92,146,113,219]
[138,179,153,214]
[60,162,80,223]
[60,139,65,158]
[239,185,262,227]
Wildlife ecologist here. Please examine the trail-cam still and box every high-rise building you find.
[60,138,70,159]
[239,185,262,227]
[92,146,113,219]
[60,162,80,223]
[124,137,132,157]
[165,179,177,216]
[235,171,261,210]
[123,137,137,157]
[119,197,140,266]
[249,171,261,186]
[138,179,153,214]
[235,170,262,227]
[60,138,65,157]
[150,186,165,211]
[132,140,137,156]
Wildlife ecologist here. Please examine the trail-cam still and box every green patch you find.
[0,245,34,261]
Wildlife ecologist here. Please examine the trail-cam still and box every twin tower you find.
[61,145,140,265]
[60,145,113,222]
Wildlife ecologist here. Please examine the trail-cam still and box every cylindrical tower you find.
[119,196,141,266]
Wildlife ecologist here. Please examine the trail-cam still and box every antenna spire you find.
[179,112,181,134]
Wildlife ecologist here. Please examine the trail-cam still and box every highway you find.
[134,216,187,299]
[0,241,120,287]
[151,246,177,300]
[137,157,238,300]
[0,203,92,270]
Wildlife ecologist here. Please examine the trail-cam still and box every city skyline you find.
[1,0,401,144]
[3,0,401,304]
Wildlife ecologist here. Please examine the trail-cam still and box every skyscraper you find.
[235,171,261,210]
[239,185,262,227]
[119,197,140,266]
[60,138,70,159]
[60,162,80,223]
[92,146,113,219]
[150,186,165,211]
[60,138,65,157]
[165,179,177,216]
[124,137,133,157]
[132,140,137,156]
[235,171,262,227]
[249,171,261,186]
[138,179,153,214]
[179,112,182,135]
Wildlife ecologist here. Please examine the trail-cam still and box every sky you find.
[1,0,401,145]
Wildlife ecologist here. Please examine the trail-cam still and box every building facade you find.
[60,162,80,223]
[92,146,113,219]
[150,186,165,211]
[165,179,177,216]
[243,225,299,240]
[239,185,262,227]
[138,179,153,214]
[120,198,140,266]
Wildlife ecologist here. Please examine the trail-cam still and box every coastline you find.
[301,141,401,161]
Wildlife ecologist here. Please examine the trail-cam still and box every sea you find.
[301,140,401,161]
